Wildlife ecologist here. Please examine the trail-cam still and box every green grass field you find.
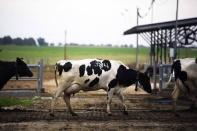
[0,45,150,64]
[0,45,196,65]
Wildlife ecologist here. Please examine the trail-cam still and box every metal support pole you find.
[159,64,163,90]
[160,30,163,64]
[153,32,157,91]
[136,8,139,69]
[64,30,67,59]
[174,0,179,60]
[150,32,153,66]
[164,30,167,64]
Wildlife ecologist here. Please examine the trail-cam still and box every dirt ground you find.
[1,70,197,131]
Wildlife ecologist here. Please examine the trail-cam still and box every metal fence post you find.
[159,64,163,90]
[9,60,44,97]
[37,59,44,96]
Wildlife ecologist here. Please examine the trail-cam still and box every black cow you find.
[0,58,33,90]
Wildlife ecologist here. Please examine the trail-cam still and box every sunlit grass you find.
[0,97,32,107]
[0,45,196,65]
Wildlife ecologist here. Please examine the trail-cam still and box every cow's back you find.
[179,58,196,70]
[180,59,197,97]
[56,59,125,90]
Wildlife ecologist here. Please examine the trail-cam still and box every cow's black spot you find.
[196,58,197,64]
[180,71,190,93]
[116,65,137,87]
[102,60,111,71]
[63,62,72,72]
[108,79,118,91]
[90,60,102,76]
[115,65,152,93]
[86,66,93,76]
[138,72,152,93]
[79,64,86,77]
[171,60,190,93]
[172,60,181,80]
[89,77,99,87]
[57,64,63,76]
[180,71,187,81]
[84,79,90,84]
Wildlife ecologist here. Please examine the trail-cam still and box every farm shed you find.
[124,17,197,89]
[124,17,197,65]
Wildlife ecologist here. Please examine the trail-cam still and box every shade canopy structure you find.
[124,17,197,65]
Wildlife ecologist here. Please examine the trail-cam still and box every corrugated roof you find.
[124,17,197,35]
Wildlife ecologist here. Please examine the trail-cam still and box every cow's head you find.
[138,72,152,93]
[16,57,33,77]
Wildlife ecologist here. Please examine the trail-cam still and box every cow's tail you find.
[135,71,139,91]
[54,63,58,87]
[167,73,173,84]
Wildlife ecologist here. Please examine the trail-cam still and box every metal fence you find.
[159,64,172,90]
[10,59,44,96]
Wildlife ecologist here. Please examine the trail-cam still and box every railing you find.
[159,64,172,90]
[10,59,44,96]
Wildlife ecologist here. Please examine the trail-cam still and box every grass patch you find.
[0,97,33,107]
[0,45,147,64]
[0,45,196,65]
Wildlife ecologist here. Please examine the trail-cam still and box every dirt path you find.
[0,93,197,130]
[1,76,197,130]
[1,109,197,131]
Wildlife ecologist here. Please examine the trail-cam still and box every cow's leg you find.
[107,88,114,116]
[63,84,81,116]
[116,91,128,115]
[190,100,196,110]
[189,94,196,111]
[50,84,66,116]
[63,94,77,116]
[171,84,180,116]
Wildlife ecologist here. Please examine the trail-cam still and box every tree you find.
[37,37,48,46]
[24,37,36,46]
[13,37,24,45]
[2,36,12,45]
[0,38,3,45]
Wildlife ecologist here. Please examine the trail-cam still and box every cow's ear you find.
[16,57,20,62]
[16,57,24,64]
[180,71,187,81]
[144,70,149,78]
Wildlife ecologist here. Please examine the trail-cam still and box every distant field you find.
[0,45,64,64]
[0,45,149,65]
[0,45,196,65]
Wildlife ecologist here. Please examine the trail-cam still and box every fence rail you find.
[159,64,172,90]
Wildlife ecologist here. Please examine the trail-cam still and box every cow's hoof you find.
[108,113,112,116]
[174,113,180,117]
[190,104,197,111]
[49,113,55,117]
[71,112,78,116]
[123,111,128,115]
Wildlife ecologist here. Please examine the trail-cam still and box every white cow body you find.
[56,59,125,91]
[170,58,197,112]
[50,59,152,116]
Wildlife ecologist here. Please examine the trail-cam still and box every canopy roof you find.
[124,17,197,35]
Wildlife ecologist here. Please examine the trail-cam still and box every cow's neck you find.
[0,62,17,90]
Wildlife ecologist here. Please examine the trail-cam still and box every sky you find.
[0,0,197,46]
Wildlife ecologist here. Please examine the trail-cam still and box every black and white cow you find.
[169,58,197,113]
[0,58,33,90]
[50,59,152,116]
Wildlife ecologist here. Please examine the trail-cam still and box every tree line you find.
[0,36,48,46]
